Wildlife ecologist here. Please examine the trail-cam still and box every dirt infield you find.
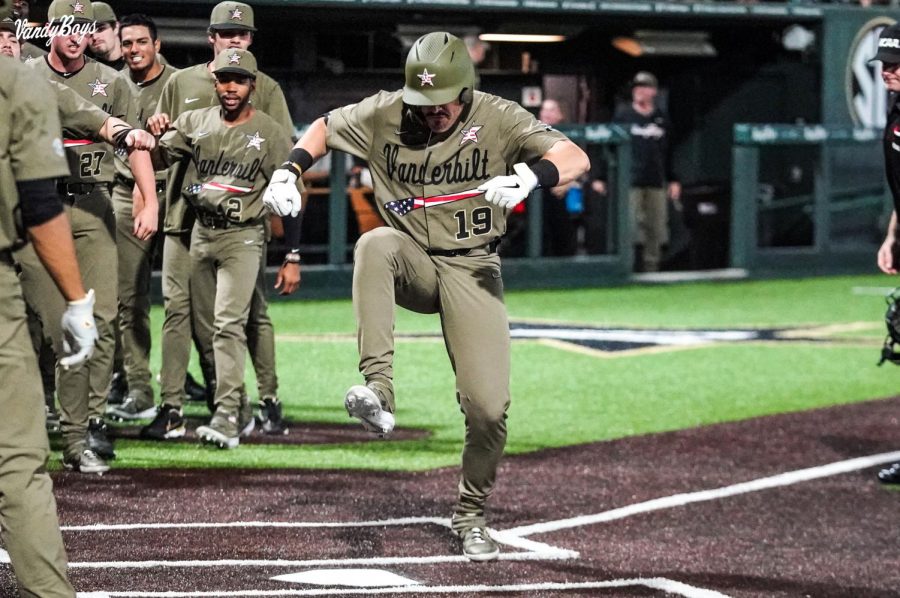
[3,397,900,597]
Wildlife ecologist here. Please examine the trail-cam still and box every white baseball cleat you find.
[344,385,395,437]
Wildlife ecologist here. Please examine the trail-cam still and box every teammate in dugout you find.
[263,31,589,561]
[871,22,900,485]
[0,24,99,595]
[148,48,296,449]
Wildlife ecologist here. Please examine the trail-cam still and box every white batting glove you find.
[263,168,303,218]
[59,289,99,370]
[477,162,539,210]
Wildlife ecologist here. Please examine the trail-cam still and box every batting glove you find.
[477,162,539,210]
[59,289,99,370]
[263,168,303,218]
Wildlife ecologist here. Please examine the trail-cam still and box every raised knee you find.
[458,392,509,427]
[354,228,405,262]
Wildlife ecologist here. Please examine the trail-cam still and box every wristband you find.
[283,249,301,264]
[282,148,314,178]
[530,159,560,189]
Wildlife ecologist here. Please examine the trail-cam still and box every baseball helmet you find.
[403,32,475,106]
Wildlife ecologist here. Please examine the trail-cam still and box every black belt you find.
[114,174,167,193]
[195,209,254,230]
[0,249,12,266]
[57,182,96,197]
[426,238,500,258]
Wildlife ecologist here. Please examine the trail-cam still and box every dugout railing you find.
[731,124,889,274]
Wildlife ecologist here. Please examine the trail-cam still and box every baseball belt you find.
[426,237,501,258]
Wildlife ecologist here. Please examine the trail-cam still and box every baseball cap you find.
[0,16,15,32]
[209,1,255,32]
[212,48,257,79]
[91,1,115,24]
[632,71,658,88]
[47,0,94,23]
[871,22,900,65]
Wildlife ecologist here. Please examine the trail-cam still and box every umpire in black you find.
[872,22,900,483]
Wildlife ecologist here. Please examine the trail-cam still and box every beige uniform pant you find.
[190,222,265,414]
[0,257,75,598]
[17,187,118,460]
[629,186,668,272]
[112,183,157,397]
[353,227,510,528]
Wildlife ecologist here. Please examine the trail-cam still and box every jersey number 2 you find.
[454,207,492,240]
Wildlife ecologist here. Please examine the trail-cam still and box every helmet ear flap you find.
[459,87,473,104]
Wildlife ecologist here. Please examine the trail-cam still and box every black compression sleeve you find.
[282,212,303,251]
[17,179,64,228]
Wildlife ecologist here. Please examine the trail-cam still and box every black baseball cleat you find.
[256,397,288,435]
[106,371,128,406]
[184,372,207,403]
[86,417,116,460]
[877,462,900,484]
[140,404,186,440]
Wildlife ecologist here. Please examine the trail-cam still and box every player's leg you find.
[194,225,262,449]
[76,188,119,461]
[108,185,156,420]
[643,186,668,272]
[347,227,438,434]
[434,251,510,561]
[629,187,648,271]
[0,260,75,597]
[247,242,285,434]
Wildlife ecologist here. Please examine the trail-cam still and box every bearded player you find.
[264,32,589,561]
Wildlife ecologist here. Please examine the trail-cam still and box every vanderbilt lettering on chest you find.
[195,148,262,182]
[383,143,490,186]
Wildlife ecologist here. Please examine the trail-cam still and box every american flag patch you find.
[384,189,483,217]
[187,182,253,194]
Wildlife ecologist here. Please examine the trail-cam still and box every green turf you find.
[81,273,900,472]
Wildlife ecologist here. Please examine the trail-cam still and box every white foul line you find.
[76,578,730,597]
[505,450,900,537]
[61,517,450,532]
[0,547,8,563]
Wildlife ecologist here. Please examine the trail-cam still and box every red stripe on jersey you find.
[202,182,253,194]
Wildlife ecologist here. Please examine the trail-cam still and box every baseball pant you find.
[190,223,264,415]
[353,227,510,527]
[0,258,75,598]
[193,241,279,401]
[112,183,157,399]
[159,230,195,409]
[17,187,118,460]
[629,186,668,272]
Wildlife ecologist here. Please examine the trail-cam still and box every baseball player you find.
[0,16,17,57]
[146,0,298,440]
[104,13,178,422]
[148,49,295,448]
[871,23,900,484]
[264,31,589,560]
[22,0,158,472]
[89,2,123,70]
[0,37,99,595]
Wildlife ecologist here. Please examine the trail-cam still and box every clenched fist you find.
[263,168,304,218]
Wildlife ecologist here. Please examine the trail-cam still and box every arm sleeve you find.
[11,75,70,182]
[17,179,64,228]
[281,213,302,249]
[325,93,382,160]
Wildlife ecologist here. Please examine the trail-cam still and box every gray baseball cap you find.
[632,71,658,89]
[91,1,115,24]
[209,1,256,32]
[212,48,257,78]
[871,23,900,65]
[47,0,94,23]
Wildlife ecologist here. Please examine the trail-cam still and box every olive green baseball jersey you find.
[49,79,110,139]
[114,65,179,183]
[0,56,69,251]
[27,55,132,183]
[158,106,291,224]
[326,90,567,251]
[156,62,293,233]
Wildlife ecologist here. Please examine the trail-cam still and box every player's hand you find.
[59,289,99,370]
[133,205,158,241]
[146,113,171,137]
[878,236,897,274]
[478,162,539,210]
[263,168,303,218]
[275,262,301,295]
[125,129,156,151]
